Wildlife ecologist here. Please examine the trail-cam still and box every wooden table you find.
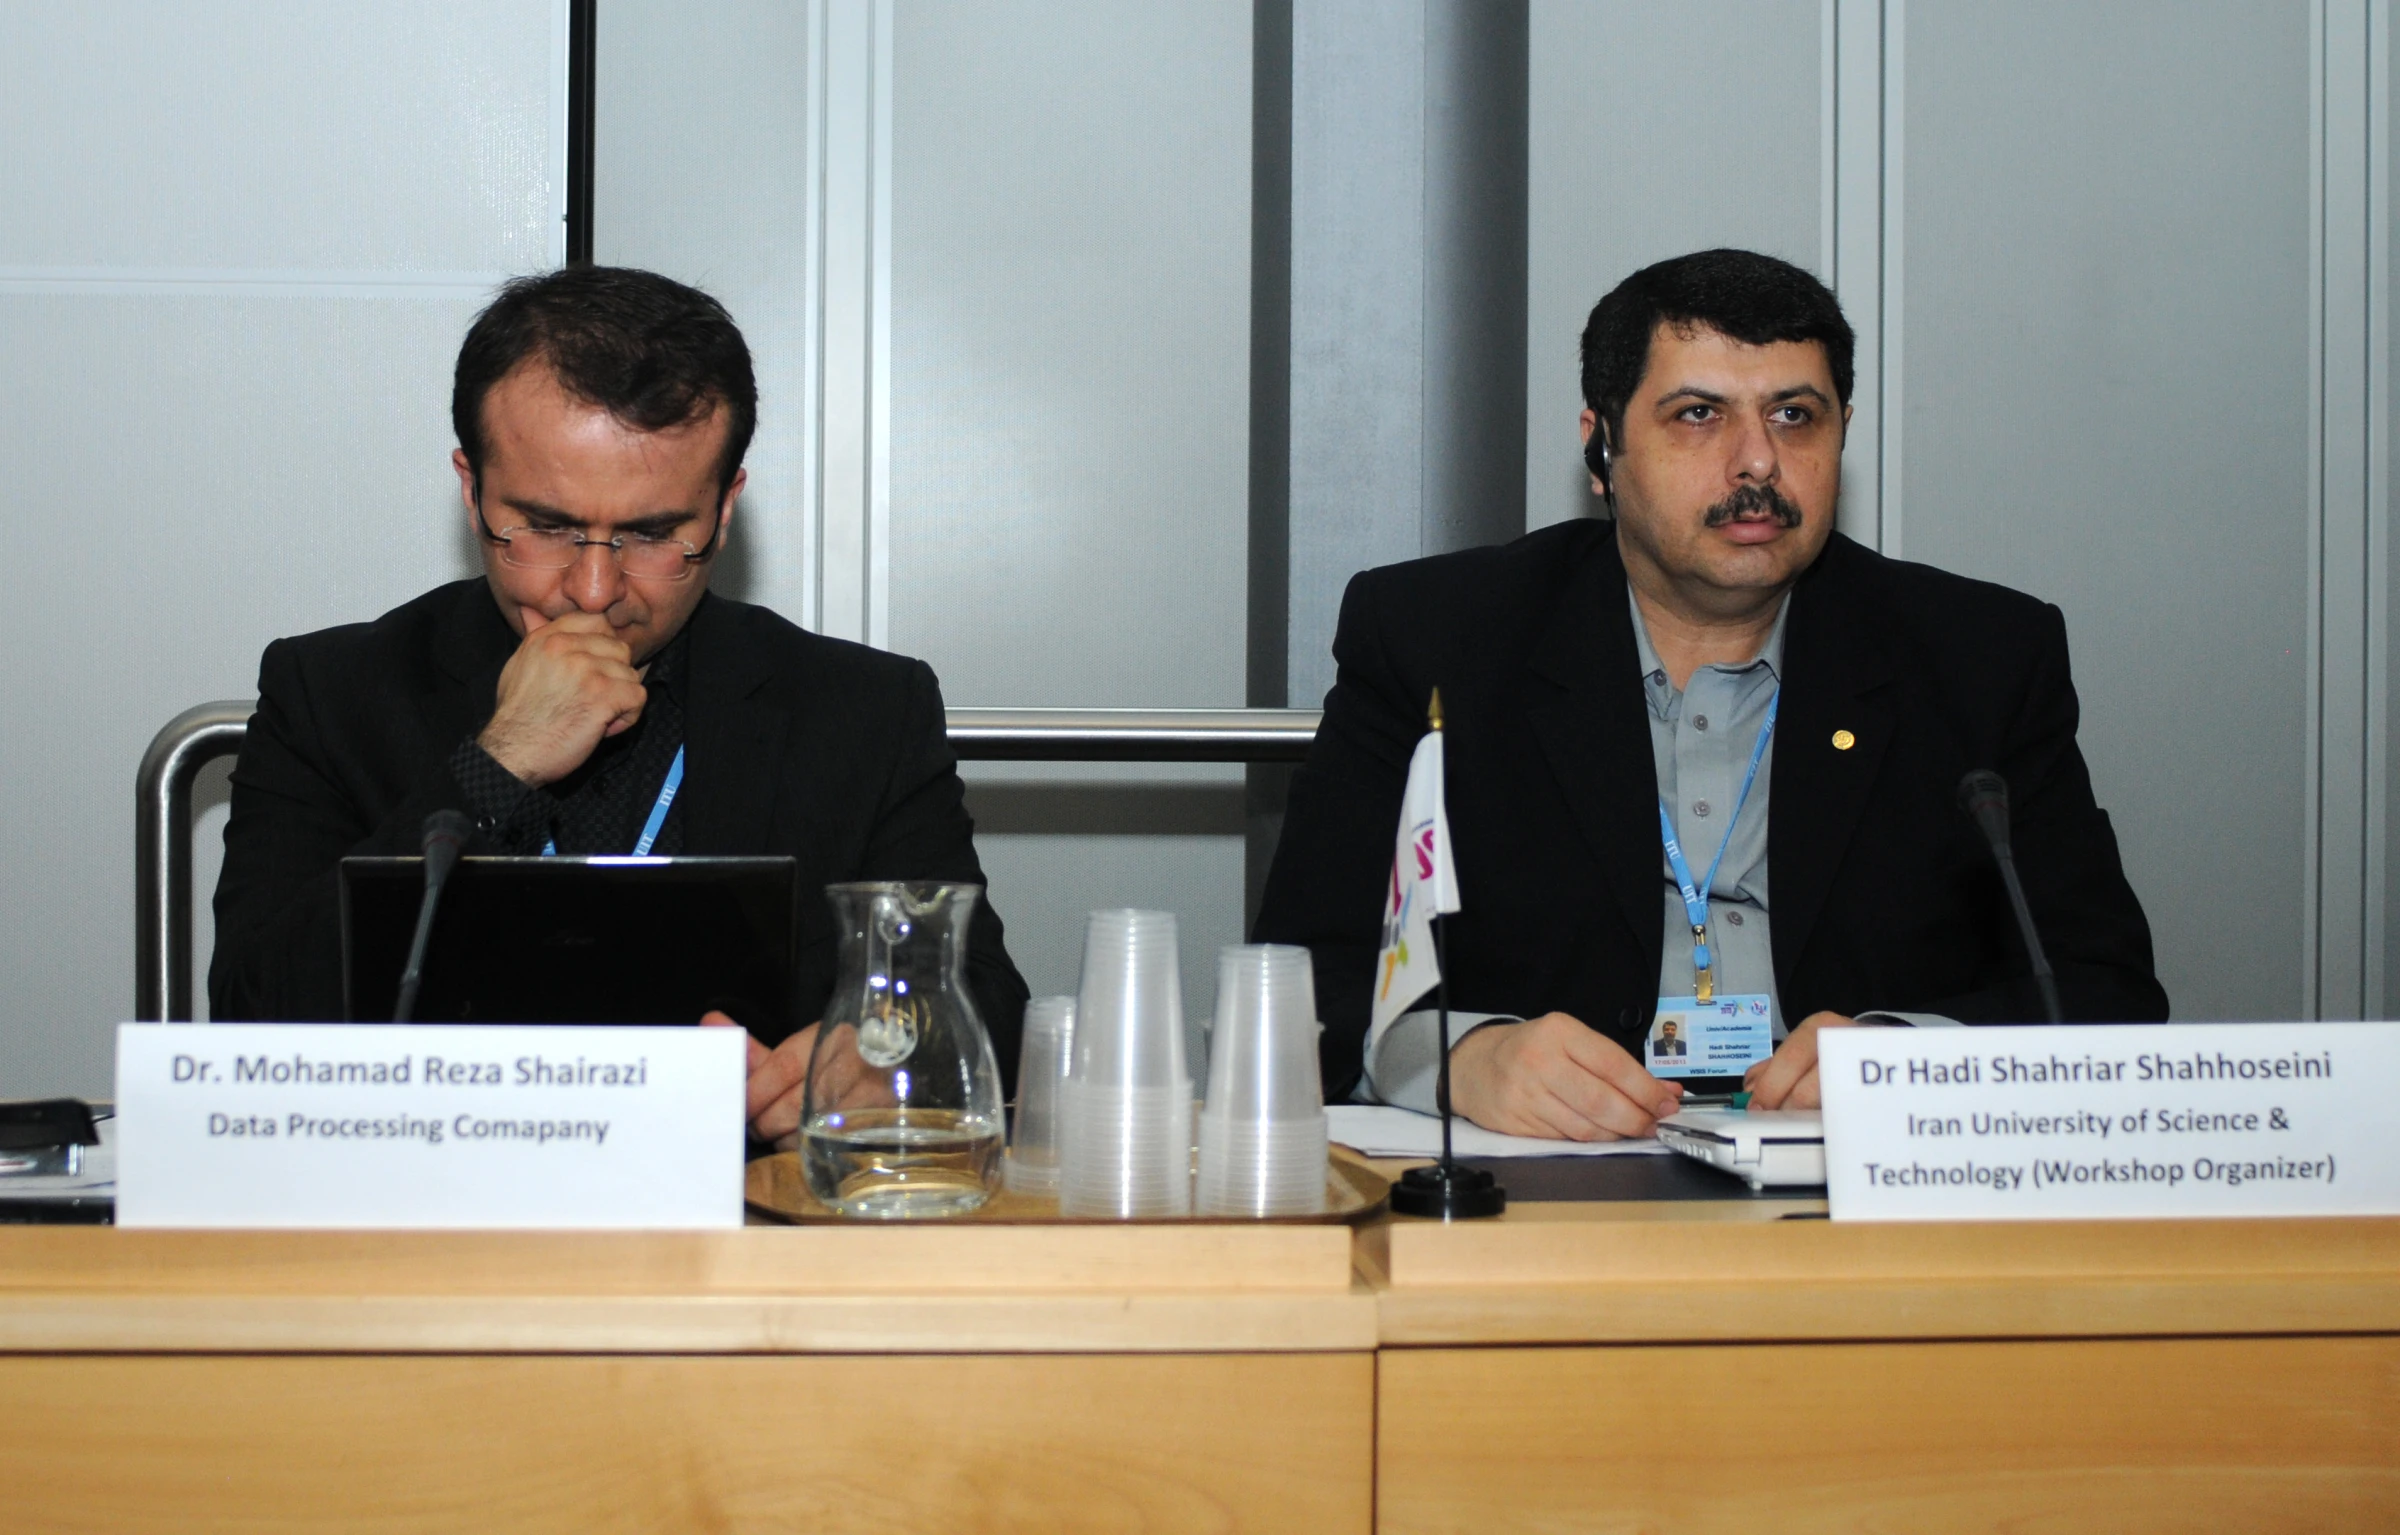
[4,1187,2395,1532]
[1364,1194,2400,1534]
[0,1221,1375,1533]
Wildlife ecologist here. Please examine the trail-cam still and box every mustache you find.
[1701,483,1805,528]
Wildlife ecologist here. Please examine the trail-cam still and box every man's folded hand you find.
[478,609,648,787]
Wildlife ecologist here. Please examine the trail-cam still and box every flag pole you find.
[1388,686,1505,1221]
[1431,684,1454,1167]
[1435,912,1453,1167]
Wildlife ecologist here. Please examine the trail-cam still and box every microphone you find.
[393,810,475,1023]
[1956,770,2064,1025]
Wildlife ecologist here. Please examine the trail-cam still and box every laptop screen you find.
[340,856,804,1035]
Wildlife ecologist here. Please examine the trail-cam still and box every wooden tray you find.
[746,1144,1390,1226]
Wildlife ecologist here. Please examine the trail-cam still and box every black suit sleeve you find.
[1920,605,2168,1024]
[1253,570,1425,1100]
[207,639,471,1022]
[854,659,1031,1090]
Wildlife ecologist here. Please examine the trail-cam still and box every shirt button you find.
[1650,669,1667,686]
[1693,714,1710,731]
[1692,799,1711,817]
[1727,909,1745,926]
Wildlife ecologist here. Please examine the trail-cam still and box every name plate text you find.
[1819,1022,2400,1220]
[115,1023,746,1228]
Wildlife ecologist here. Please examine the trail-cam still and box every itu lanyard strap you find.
[543,744,686,858]
[1656,690,1778,1003]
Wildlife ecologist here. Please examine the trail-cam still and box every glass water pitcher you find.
[800,882,1005,1218]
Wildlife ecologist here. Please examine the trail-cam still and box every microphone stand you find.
[1957,770,2064,1026]
[394,810,474,1023]
[1389,912,1506,1219]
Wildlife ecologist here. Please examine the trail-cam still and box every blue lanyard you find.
[1656,691,1778,1000]
[543,745,685,858]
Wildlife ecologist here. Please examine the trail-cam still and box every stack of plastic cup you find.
[1004,996,1075,1195]
[1058,910,1193,1218]
[1197,944,1327,1217]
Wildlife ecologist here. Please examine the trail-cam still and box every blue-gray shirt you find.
[1634,586,1788,1041]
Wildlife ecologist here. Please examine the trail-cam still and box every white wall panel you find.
[0,4,557,1094]
[886,1,1250,710]
[0,2,556,274]
[885,2,1253,1041]
[593,0,813,624]
[1898,2,2313,1022]
[1524,0,1824,532]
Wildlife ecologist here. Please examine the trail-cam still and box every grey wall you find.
[887,1,1256,1055]
[2390,1,2400,1015]
[1524,0,1824,533]
[1894,2,2312,1022]
[593,0,812,621]
[0,1,558,1094]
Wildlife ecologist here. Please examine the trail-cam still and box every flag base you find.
[1389,1161,1506,1220]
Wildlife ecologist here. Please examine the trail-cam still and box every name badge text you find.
[1818,1022,2400,1221]
[115,1023,746,1228]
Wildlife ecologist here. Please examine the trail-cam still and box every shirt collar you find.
[1628,583,1790,714]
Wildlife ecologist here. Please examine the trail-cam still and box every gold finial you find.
[1429,687,1445,731]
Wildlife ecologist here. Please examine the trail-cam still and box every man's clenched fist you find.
[478,609,648,786]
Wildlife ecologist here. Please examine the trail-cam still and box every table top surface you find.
[1,1153,2393,1356]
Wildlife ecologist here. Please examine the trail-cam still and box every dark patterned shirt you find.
[450,627,689,856]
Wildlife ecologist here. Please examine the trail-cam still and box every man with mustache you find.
[1254,248,2166,1138]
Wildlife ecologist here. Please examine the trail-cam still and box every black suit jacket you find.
[1254,520,2167,1101]
[209,579,1029,1076]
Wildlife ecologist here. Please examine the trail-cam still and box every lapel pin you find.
[1831,729,1856,751]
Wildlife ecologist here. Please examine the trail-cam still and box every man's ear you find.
[714,468,746,552]
[452,448,479,523]
[1578,408,1609,495]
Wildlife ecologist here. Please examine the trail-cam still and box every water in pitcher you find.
[802,1106,1004,1219]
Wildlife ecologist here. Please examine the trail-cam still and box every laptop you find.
[340,856,804,1034]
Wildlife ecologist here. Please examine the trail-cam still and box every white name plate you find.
[1820,1022,2400,1221]
[115,1023,747,1229]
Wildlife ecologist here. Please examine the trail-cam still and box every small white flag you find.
[1371,714,1462,1043]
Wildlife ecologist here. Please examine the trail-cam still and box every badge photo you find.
[1648,1013,1692,1065]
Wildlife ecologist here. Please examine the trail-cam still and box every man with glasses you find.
[209,266,1028,1146]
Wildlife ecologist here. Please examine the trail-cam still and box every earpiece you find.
[1583,428,1612,492]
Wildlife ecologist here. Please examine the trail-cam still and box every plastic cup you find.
[1196,1112,1327,1216]
[1058,1081,1192,1217]
[1194,945,1326,1217]
[1203,944,1324,1122]
[1057,910,1193,1218]
[1005,996,1075,1195]
[1072,910,1188,1092]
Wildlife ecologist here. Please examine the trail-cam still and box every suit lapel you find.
[433,579,516,690]
[1768,539,1897,979]
[683,594,791,853]
[430,579,518,742]
[1524,529,1665,963]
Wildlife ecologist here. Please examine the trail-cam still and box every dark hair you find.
[1579,249,1854,449]
[452,266,758,497]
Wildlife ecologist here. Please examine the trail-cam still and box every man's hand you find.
[1743,1011,1857,1110]
[1448,1013,1684,1141]
[702,1012,887,1150]
[478,610,647,787]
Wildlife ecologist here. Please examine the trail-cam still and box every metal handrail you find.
[135,700,1321,1021]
